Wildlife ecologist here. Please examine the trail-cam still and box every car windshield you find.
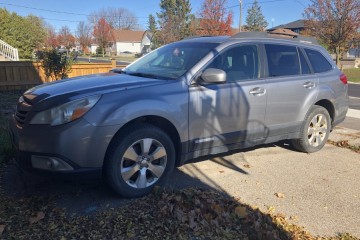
[124,42,218,79]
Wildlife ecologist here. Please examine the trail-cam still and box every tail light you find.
[340,73,348,84]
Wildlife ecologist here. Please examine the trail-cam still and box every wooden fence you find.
[0,61,127,91]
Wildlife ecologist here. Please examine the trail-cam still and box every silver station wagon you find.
[10,32,349,197]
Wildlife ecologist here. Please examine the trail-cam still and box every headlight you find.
[30,95,101,126]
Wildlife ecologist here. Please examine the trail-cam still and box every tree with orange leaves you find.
[93,18,115,57]
[197,0,233,36]
[304,0,360,66]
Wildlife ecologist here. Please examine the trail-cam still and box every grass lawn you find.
[343,68,360,83]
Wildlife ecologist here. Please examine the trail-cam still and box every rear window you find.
[304,49,332,73]
[265,44,300,77]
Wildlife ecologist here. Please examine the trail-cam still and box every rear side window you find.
[304,49,332,73]
[265,44,300,77]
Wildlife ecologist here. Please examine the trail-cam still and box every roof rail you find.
[183,35,214,40]
[230,31,319,45]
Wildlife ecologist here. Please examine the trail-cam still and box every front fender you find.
[84,81,189,142]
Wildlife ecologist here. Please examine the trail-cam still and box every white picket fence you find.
[0,39,19,61]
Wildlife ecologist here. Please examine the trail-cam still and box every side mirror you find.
[201,68,226,84]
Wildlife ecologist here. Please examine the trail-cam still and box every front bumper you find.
[9,114,118,178]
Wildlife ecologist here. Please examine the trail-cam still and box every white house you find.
[112,29,152,54]
[90,43,99,54]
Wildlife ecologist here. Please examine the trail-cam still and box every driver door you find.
[188,44,268,155]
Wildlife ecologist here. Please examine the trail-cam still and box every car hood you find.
[22,72,171,106]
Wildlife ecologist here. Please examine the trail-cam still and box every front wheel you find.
[105,124,175,198]
[291,106,331,153]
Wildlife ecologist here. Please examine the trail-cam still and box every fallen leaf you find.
[29,211,45,224]
[275,192,285,198]
[243,164,251,168]
[268,206,276,213]
[0,225,5,235]
[289,215,299,221]
[234,206,248,219]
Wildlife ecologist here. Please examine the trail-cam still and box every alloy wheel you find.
[307,113,328,147]
[120,138,167,189]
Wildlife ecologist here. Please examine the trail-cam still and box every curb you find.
[347,109,360,119]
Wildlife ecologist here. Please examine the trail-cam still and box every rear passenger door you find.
[264,44,319,139]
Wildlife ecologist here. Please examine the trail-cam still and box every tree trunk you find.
[335,46,341,69]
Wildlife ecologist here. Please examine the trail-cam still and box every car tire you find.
[291,106,331,153]
[105,124,175,198]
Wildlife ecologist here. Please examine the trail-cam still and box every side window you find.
[205,45,259,82]
[265,44,300,77]
[305,49,332,73]
[299,49,311,74]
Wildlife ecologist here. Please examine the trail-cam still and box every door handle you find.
[303,81,315,89]
[249,87,266,96]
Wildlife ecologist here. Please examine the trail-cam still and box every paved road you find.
[76,57,129,65]
[348,83,360,110]
[348,83,360,98]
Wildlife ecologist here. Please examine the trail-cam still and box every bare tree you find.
[57,26,75,53]
[76,21,92,53]
[44,24,58,49]
[88,8,139,30]
[304,0,360,66]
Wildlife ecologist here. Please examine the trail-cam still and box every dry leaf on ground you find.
[275,192,285,198]
[234,206,248,219]
[0,225,5,235]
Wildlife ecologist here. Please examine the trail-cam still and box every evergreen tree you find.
[245,0,268,31]
[148,14,159,49]
[148,14,157,33]
[0,8,46,59]
[156,0,192,45]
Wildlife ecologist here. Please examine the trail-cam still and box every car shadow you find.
[0,140,298,216]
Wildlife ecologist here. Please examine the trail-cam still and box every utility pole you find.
[239,0,243,32]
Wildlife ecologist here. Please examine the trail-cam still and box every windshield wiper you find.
[127,72,169,80]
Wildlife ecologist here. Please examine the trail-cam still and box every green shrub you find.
[37,49,75,81]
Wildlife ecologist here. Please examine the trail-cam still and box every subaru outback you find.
[9,32,349,197]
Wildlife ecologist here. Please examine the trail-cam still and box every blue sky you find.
[0,0,310,34]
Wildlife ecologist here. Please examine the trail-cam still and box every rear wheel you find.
[291,106,331,153]
[105,124,175,198]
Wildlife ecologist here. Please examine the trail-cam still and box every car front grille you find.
[15,96,32,126]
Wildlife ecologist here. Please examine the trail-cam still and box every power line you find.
[225,0,288,9]
[0,2,149,19]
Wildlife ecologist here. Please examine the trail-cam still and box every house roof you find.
[267,28,299,38]
[267,19,305,31]
[112,29,145,43]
